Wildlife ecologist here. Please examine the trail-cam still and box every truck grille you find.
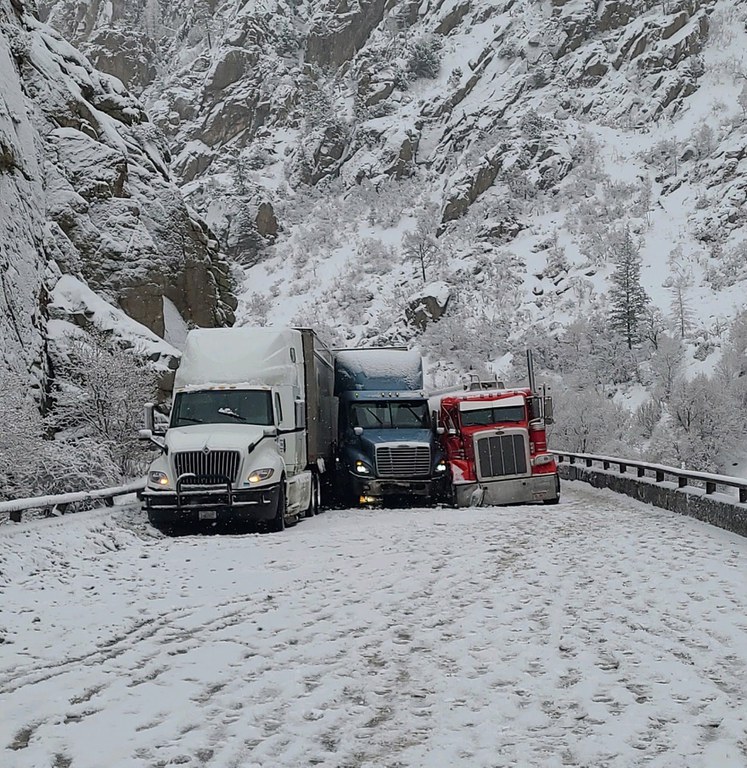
[375,445,431,478]
[173,450,241,484]
[475,433,528,479]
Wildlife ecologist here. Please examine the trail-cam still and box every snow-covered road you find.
[1,483,746,768]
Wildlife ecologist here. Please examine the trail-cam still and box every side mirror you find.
[139,428,166,452]
[295,399,306,429]
[436,426,445,435]
[144,403,155,432]
[353,426,364,436]
[263,426,278,437]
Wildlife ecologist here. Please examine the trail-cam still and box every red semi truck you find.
[435,354,560,507]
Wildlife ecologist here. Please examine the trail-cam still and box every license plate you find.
[199,510,217,521]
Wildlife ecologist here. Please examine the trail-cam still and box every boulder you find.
[406,282,451,330]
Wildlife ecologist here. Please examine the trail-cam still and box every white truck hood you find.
[165,423,271,453]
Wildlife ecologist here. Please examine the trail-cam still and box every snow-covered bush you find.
[406,36,442,79]
[550,387,632,455]
[48,330,158,477]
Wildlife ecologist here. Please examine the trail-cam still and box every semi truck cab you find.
[334,348,446,505]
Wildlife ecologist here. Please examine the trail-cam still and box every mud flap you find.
[469,487,486,507]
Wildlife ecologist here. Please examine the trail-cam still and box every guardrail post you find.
[569,456,575,465]
[619,463,627,474]
[104,497,114,508]
[637,467,645,478]
[740,488,747,504]
[586,458,593,467]
[10,510,22,523]
[705,481,716,495]
[655,470,664,482]
[603,460,610,470]
[678,477,687,489]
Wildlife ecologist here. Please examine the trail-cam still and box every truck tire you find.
[267,483,287,533]
[304,474,321,518]
[314,473,323,514]
[308,474,321,517]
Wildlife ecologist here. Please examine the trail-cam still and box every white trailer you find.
[140,327,336,532]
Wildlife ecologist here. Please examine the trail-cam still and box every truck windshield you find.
[171,390,273,427]
[350,401,429,429]
[460,404,525,427]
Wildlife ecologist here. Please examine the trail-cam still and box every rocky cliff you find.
[0,0,236,392]
[15,0,747,360]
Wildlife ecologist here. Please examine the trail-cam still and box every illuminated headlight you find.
[248,468,274,484]
[148,471,170,487]
[531,454,554,466]
[355,461,371,475]
[435,461,447,472]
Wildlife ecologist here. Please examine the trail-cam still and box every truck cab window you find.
[460,405,525,428]
[172,390,273,427]
[274,393,283,424]
[350,401,429,429]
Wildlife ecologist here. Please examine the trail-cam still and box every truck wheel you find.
[308,474,321,517]
[267,483,287,533]
[303,479,314,518]
[543,496,560,505]
[314,473,323,514]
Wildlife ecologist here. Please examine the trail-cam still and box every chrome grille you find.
[173,450,241,484]
[475,433,528,479]
[375,445,431,478]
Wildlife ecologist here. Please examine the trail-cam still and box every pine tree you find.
[608,229,649,349]
[664,247,694,338]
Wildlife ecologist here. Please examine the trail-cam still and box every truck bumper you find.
[142,483,281,527]
[349,473,446,500]
[453,474,560,507]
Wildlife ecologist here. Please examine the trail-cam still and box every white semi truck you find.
[140,327,336,533]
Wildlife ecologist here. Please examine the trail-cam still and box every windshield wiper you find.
[177,416,203,425]
[218,407,247,422]
[364,408,384,426]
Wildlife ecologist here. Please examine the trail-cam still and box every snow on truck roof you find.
[174,327,303,390]
[334,348,423,392]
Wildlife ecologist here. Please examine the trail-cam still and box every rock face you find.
[1,0,236,384]
[31,0,747,351]
[0,1,47,386]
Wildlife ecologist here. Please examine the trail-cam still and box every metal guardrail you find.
[0,479,146,523]
[552,451,747,505]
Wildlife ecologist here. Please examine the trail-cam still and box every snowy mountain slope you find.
[38,0,747,348]
[5,0,747,473]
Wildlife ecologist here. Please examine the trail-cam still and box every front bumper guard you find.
[142,473,280,522]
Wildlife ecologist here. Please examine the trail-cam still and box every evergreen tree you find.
[664,246,694,338]
[608,229,649,349]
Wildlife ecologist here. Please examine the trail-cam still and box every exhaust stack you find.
[526,349,537,394]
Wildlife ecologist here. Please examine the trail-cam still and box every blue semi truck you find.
[333,348,446,505]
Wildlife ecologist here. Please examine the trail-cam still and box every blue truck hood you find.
[357,428,434,446]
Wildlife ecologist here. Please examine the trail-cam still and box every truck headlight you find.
[148,471,170,487]
[248,468,275,484]
[355,461,371,475]
[435,461,447,472]
[531,454,554,466]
